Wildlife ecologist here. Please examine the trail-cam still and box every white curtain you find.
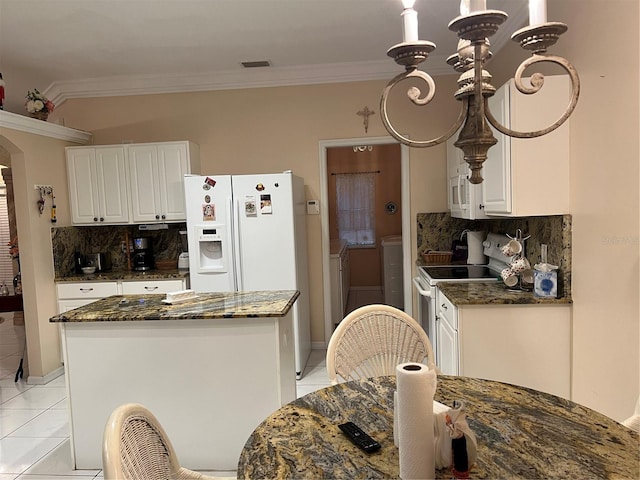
[336,172,375,246]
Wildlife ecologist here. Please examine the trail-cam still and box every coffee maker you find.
[132,237,155,271]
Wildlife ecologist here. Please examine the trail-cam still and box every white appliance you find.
[381,235,404,310]
[413,233,511,365]
[464,230,487,265]
[184,172,311,378]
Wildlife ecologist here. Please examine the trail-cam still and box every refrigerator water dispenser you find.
[196,226,227,273]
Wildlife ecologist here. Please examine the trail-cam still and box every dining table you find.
[237,375,639,479]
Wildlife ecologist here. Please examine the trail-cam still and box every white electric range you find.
[413,233,512,361]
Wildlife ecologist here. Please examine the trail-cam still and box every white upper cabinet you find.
[66,146,129,225]
[128,142,200,223]
[66,141,200,225]
[482,75,571,217]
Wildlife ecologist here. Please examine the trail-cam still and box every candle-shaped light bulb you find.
[470,0,486,11]
[401,0,419,42]
[529,0,547,25]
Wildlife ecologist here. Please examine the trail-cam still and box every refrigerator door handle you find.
[232,197,243,291]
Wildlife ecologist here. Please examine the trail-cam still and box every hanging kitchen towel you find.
[396,362,437,480]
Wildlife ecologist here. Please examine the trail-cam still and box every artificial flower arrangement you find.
[25,89,54,114]
[8,236,18,260]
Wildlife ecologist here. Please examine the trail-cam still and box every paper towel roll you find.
[396,362,437,480]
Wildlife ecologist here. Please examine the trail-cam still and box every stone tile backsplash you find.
[416,213,571,298]
[52,224,186,277]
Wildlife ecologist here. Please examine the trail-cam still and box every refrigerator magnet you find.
[245,196,257,216]
[260,194,272,214]
[202,203,215,221]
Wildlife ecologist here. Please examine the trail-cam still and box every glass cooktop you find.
[420,265,497,281]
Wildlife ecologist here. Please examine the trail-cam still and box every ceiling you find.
[0,0,528,114]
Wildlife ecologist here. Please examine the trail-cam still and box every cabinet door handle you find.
[456,174,463,209]
[144,286,159,291]
[79,288,94,293]
[441,303,448,310]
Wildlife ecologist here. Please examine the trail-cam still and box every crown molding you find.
[43,58,456,107]
[0,110,92,144]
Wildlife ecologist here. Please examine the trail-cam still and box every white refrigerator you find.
[184,172,311,377]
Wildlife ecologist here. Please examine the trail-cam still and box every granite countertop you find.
[50,290,300,322]
[55,269,189,282]
[437,281,572,305]
[238,375,639,479]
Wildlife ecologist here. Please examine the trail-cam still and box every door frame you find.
[319,136,411,346]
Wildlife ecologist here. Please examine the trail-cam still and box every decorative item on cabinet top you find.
[65,141,200,226]
[25,89,54,121]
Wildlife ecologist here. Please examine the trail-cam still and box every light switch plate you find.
[306,200,319,215]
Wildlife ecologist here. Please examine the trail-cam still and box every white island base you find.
[60,312,295,471]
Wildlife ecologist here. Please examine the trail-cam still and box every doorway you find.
[320,137,411,346]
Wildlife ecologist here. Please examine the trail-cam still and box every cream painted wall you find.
[487,0,639,422]
[53,79,456,344]
[0,128,73,378]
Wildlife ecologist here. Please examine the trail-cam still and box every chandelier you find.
[380,0,580,184]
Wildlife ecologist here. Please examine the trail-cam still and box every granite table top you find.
[55,269,189,282]
[238,376,639,480]
[437,281,572,305]
[50,290,299,323]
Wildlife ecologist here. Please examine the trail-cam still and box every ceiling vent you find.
[241,60,271,68]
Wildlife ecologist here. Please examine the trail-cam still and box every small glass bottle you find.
[0,282,9,296]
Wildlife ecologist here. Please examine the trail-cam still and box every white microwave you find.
[448,165,488,220]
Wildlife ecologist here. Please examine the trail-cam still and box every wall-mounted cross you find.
[357,106,375,133]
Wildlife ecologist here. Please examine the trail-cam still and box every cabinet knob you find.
[155,215,160,220]
[161,214,166,219]
[479,204,485,210]
[100,217,104,222]
[93,217,98,222]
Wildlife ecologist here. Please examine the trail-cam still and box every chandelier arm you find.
[484,54,581,138]
[381,70,468,148]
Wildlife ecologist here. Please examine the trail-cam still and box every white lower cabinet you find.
[435,289,571,399]
[57,279,186,313]
[329,241,350,327]
[57,282,119,313]
[121,279,185,295]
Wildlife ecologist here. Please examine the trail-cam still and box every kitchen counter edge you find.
[50,290,300,322]
[55,269,189,282]
[437,281,572,306]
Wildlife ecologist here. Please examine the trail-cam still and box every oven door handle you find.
[412,277,432,298]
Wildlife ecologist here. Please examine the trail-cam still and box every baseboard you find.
[27,366,64,385]
[312,341,327,350]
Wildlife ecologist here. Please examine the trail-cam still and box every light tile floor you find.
[0,313,333,479]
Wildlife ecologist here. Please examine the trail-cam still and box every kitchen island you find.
[50,290,299,471]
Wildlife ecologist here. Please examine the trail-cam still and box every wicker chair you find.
[326,304,437,385]
[102,403,219,480]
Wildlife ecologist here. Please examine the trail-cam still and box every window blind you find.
[0,186,14,285]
